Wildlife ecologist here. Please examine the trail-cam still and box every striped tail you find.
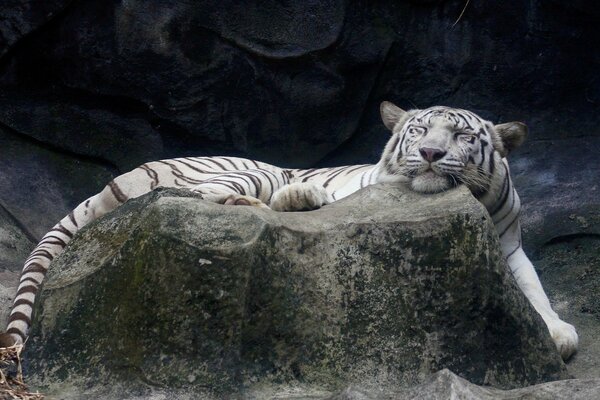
[2,185,122,346]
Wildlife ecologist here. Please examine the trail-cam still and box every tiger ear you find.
[494,122,528,157]
[380,101,407,132]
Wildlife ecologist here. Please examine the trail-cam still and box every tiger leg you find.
[507,248,578,360]
[269,182,331,212]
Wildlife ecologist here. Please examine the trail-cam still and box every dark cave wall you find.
[0,0,598,246]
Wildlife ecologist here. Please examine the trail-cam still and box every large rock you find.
[25,185,568,398]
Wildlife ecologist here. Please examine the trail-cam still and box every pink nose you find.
[419,147,446,162]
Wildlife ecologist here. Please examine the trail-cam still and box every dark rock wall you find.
[0,2,598,264]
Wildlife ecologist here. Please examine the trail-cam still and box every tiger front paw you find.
[547,319,578,360]
[269,182,330,212]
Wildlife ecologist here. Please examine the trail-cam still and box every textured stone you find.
[0,0,71,58]
[0,203,27,346]
[0,88,163,172]
[0,127,114,239]
[0,204,34,326]
[531,235,600,380]
[25,185,567,398]
[331,369,600,400]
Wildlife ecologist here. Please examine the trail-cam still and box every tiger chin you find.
[1,101,578,362]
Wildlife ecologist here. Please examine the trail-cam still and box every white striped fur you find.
[0,103,577,360]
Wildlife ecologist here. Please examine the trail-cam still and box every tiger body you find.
[1,102,578,361]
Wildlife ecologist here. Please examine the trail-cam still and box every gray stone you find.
[331,369,600,400]
[531,235,600,380]
[0,204,34,326]
[0,0,71,58]
[0,126,114,239]
[25,185,568,398]
[0,88,163,172]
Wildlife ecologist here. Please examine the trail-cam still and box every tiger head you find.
[377,101,528,195]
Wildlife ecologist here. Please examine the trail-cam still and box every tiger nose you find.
[419,147,447,162]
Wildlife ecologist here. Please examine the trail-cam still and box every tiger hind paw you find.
[222,194,270,209]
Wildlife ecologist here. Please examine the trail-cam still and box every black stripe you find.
[172,171,204,184]
[54,224,74,239]
[16,285,38,296]
[489,165,510,216]
[207,180,244,194]
[39,239,67,246]
[218,157,239,169]
[108,180,128,203]
[6,328,25,341]
[297,168,318,177]
[19,277,40,286]
[236,172,262,195]
[397,132,408,156]
[323,165,364,188]
[140,164,160,189]
[174,159,211,174]
[68,211,78,228]
[8,312,31,326]
[455,112,475,130]
[478,139,488,168]
[28,249,54,261]
[495,188,516,224]
[40,235,67,247]
[505,241,521,259]
[23,262,47,274]
[12,298,34,308]
[499,214,519,238]
[254,170,275,196]
[184,157,224,171]
[488,151,496,177]
[282,170,293,184]
[202,158,227,170]
[301,171,328,183]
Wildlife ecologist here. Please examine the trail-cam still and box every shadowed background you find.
[0,0,599,377]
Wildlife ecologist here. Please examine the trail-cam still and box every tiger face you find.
[378,102,528,195]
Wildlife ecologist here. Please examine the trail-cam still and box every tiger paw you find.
[547,319,578,360]
[269,182,330,212]
[222,194,270,209]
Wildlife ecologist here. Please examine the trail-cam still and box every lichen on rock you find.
[25,184,568,398]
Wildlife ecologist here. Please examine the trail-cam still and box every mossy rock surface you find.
[25,184,567,398]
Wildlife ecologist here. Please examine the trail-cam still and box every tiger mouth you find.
[410,169,459,193]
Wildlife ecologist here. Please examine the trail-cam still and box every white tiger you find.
[0,102,577,361]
